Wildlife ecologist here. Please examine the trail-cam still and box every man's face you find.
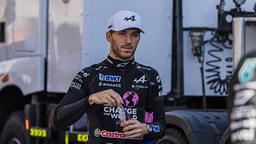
[107,28,141,61]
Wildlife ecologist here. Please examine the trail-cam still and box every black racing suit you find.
[54,56,166,144]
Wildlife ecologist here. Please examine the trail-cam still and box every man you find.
[229,51,256,144]
[54,10,166,144]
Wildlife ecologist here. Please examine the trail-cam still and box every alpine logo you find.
[99,74,121,82]
[133,75,147,84]
[123,15,136,22]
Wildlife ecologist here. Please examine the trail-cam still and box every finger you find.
[124,128,141,137]
[123,119,137,126]
[109,91,123,106]
[94,97,106,105]
[104,94,117,106]
[120,121,125,127]
[127,133,142,139]
[94,94,114,105]
[90,92,110,105]
[122,122,139,132]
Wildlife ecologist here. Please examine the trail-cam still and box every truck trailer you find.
[1,0,251,143]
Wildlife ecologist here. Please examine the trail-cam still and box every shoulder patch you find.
[81,70,90,78]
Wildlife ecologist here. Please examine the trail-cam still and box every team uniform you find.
[54,56,166,144]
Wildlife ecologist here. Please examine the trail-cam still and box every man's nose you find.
[125,34,132,43]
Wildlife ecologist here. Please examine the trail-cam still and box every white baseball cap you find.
[107,10,144,33]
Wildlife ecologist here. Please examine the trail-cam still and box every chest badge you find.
[132,75,148,89]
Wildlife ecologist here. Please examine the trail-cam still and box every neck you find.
[106,55,135,68]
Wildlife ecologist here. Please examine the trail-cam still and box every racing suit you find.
[54,56,166,144]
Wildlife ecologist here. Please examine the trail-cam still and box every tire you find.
[0,105,6,134]
[0,111,30,144]
[155,128,188,144]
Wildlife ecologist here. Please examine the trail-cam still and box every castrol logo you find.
[94,129,127,139]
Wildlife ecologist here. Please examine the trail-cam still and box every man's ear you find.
[106,32,112,42]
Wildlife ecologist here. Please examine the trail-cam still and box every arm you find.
[144,70,166,139]
[54,70,91,129]
[54,69,124,129]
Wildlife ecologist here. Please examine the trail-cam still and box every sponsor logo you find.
[94,129,127,139]
[70,81,82,89]
[81,70,90,78]
[123,15,136,22]
[99,74,121,82]
[123,91,139,107]
[151,124,160,133]
[74,74,83,83]
[98,82,121,88]
[103,105,137,120]
[133,75,147,84]
[132,84,148,89]
[132,75,148,89]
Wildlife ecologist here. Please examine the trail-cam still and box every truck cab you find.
[0,0,171,143]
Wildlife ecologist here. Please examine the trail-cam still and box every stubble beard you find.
[111,46,136,61]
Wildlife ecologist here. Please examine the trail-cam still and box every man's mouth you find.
[121,46,132,49]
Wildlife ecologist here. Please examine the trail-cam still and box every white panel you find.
[47,0,83,92]
[0,0,7,61]
[183,0,254,96]
[6,0,43,59]
[13,0,39,52]
[82,0,172,94]
[245,24,256,54]
[0,0,7,20]
[0,44,7,61]
[0,57,44,95]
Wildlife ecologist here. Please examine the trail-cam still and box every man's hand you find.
[88,89,123,107]
[121,119,149,139]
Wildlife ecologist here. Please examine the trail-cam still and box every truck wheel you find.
[0,105,6,133]
[156,128,188,144]
[0,112,30,144]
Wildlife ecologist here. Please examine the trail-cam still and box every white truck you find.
[1,0,251,143]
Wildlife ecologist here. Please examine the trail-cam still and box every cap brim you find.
[109,27,144,33]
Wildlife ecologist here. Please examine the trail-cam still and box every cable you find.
[204,35,232,95]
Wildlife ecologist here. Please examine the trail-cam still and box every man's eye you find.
[117,32,126,35]
[132,33,140,37]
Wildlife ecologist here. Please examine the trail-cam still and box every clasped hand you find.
[88,89,149,138]
[88,89,123,107]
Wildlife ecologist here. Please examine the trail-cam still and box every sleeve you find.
[54,69,92,129]
[144,70,166,139]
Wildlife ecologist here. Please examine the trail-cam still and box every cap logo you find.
[123,15,136,22]
[108,25,112,29]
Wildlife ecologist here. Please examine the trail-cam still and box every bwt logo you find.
[99,74,121,82]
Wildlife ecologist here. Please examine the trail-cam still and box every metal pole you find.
[175,0,184,100]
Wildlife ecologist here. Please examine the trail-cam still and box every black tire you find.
[0,111,30,144]
[0,105,7,134]
[156,128,188,144]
